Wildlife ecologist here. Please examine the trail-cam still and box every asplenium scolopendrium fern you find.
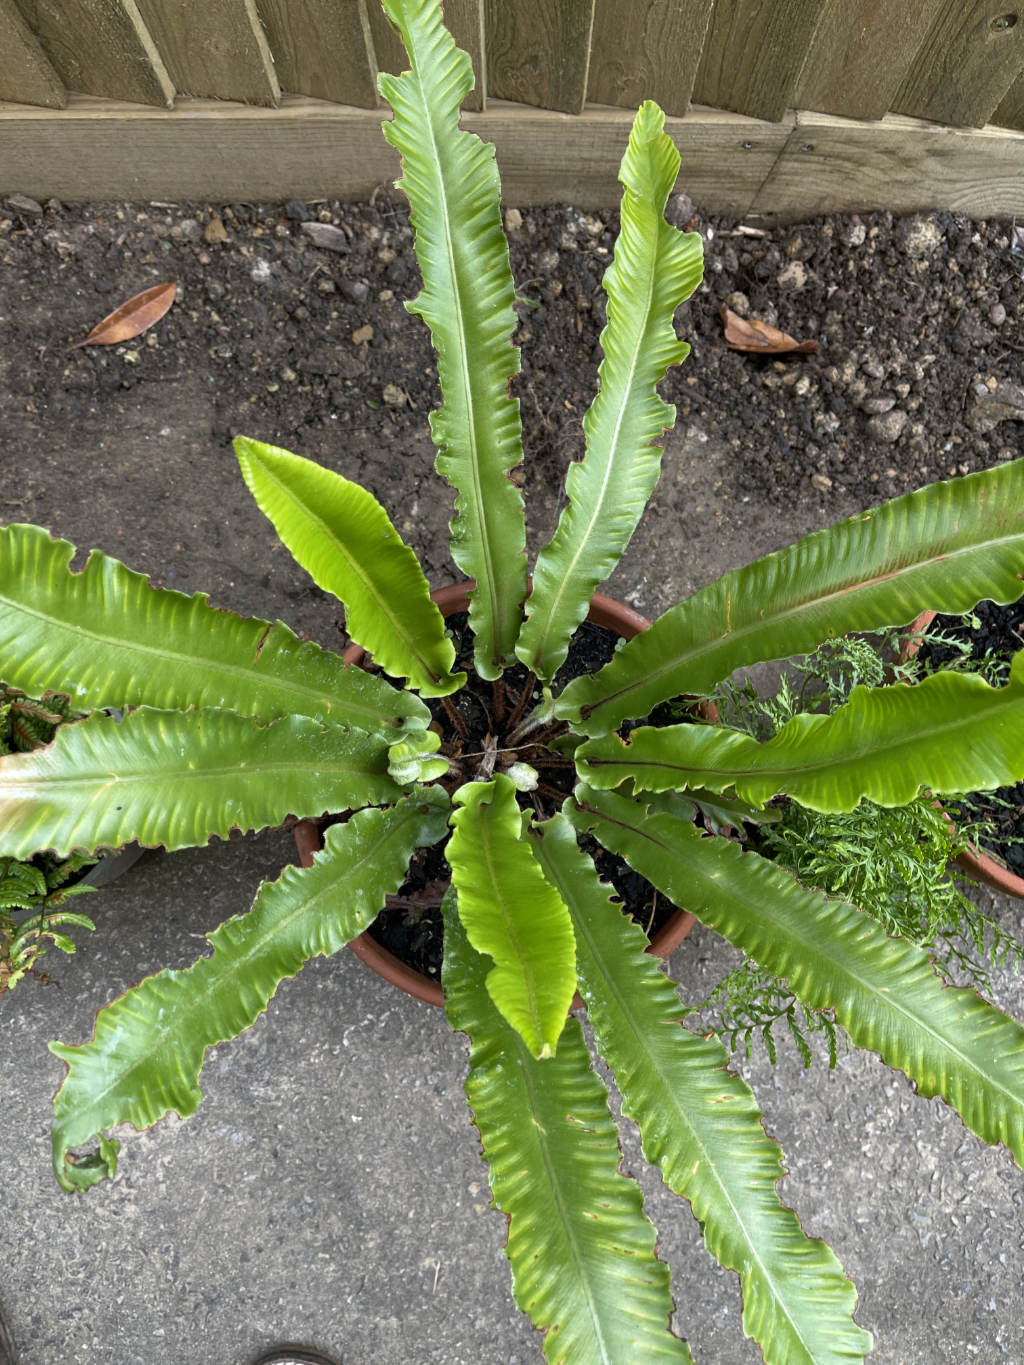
[1,1,1024,1361]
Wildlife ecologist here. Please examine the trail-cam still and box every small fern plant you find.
[2,3,1024,1361]
[0,684,96,993]
[693,635,1024,1065]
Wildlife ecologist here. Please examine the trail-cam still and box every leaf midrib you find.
[514,1028,619,1365]
[581,527,1024,725]
[55,817,414,1138]
[525,217,659,672]
[591,680,1023,799]
[0,588,393,728]
[417,57,503,661]
[596,805,1024,1121]
[250,458,445,689]
[538,837,822,1365]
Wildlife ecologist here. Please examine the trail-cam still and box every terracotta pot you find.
[293,581,697,1007]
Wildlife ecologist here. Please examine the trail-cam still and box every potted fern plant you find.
[1,2,1024,1360]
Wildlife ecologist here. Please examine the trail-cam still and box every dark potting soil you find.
[365,613,680,984]
[917,597,1024,879]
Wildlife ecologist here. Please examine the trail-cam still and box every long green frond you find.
[0,707,400,860]
[528,815,870,1365]
[578,650,1024,812]
[567,786,1024,1168]
[447,775,575,1058]
[442,889,692,1365]
[379,0,528,678]
[558,458,1024,733]
[0,523,428,734]
[50,791,450,1191]
[235,437,463,697]
[517,103,702,679]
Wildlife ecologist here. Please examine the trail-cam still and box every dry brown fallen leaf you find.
[71,282,177,349]
[719,303,817,355]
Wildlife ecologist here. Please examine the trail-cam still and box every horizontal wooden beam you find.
[0,93,1022,220]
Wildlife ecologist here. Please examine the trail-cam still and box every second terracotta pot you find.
[293,581,697,1007]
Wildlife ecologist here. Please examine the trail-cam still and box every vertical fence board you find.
[444,0,485,110]
[587,0,713,115]
[255,0,377,107]
[365,3,406,78]
[993,69,1024,131]
[367,0,484,109]
[794,0,945,121]
[693,0,826,122]
[14,0,173,107]
[0,0,65,106]
[892,0,1024,128]
[134,0,279,106]
[485,0,595,115]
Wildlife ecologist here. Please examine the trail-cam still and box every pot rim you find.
[294,579,697,1008]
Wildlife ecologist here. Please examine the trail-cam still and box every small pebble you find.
[6,194,42,215]
[990,302,1007,326]
[351,324,374,344]
[861,395,897,415]
[839,219,866,247]
[339,279,370,304]
[866,409,908,443]
[898,216,943,257]
[204,218,228,245]
[776,261,808,290]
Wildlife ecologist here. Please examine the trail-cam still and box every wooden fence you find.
[2,0,1024,218]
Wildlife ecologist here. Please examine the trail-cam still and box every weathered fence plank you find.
[446,0,486,110]
[0,0,64,107]
[14,0,173,107]
[255,0,377,107]
[485,0,595,114]
[364,2,406,79]
[587,0,713,116]
[367,0,484,109]
[993,70,1024,132]
[692,0,826,122]
[752,108,1024,218]
[892,0,1024,128]
[134,0,279,106]
[0,96,785,212]
[794,0,946,122]
[4,96,1022,218]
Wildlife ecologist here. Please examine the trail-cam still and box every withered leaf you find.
[719,304,817,355]
[299,222,350,253]
[72,282,177,349]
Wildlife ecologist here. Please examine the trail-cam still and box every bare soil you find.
[2,194,1022,615]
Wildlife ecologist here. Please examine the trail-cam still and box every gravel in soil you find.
[3,193,1022,569]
